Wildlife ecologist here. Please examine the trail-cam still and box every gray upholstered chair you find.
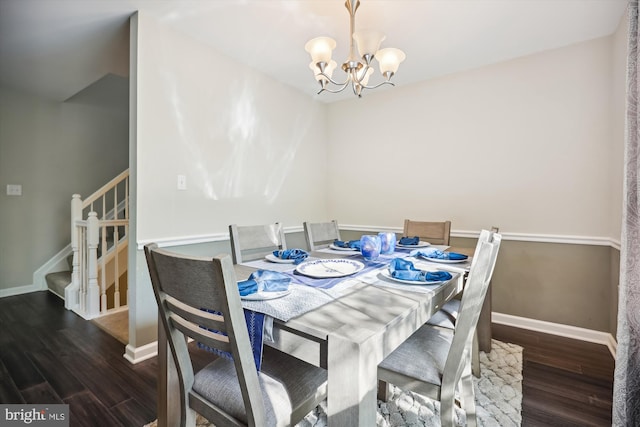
[403,219,451,245]
[377,231,502,427]
[303,220,341,251]
[144,244,327,427]
[229,223,287,264]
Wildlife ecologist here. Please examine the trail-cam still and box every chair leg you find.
[440,383,457,427]
[460,363,477,427]
[472,331,481,378]
[377,380,390,401]
[185,407,197,427]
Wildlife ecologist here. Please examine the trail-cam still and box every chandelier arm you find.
[317,83,351,94]
[316,71,350,87]
[351,82,362,98]
[354,63,372,84]
[359,80,396,90]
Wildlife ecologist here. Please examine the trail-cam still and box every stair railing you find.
[65,170,129,319]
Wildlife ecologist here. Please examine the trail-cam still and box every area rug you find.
[144,339,522,427]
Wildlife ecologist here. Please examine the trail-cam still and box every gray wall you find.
[0,85,129,291]
[341,229,618,334]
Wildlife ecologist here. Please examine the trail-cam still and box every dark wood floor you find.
[0,291,615,426]
[493,323,615,426]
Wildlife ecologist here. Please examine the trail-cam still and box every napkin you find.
[388,258,453,282]
[273,248,309,264]
[410,248,468,260]
[333,239,362,250]
[399,236,420,245]
[237,270,291,296]
[198,309,265,370]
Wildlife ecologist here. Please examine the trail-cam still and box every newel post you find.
[86,212,100,317]
[65,194,82,310]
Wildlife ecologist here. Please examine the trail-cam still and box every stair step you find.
[46,271,71,298]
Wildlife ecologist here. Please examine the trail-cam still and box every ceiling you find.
[0,0,628,103]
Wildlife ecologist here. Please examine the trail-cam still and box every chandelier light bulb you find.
[304,37,336,65]
[353,30,386,60]
[376,48,406,77]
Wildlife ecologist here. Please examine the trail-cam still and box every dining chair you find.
[229,223,287,264]
[303,220,341,250]
[144,243,327,427]
[427,227,499,377]
[403,219,451,245]
[377,231,502,427]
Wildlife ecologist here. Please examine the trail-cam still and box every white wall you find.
[135,13,328,244]
[130,13,329,348]
[0,85,129,291]
[326,37,615,239]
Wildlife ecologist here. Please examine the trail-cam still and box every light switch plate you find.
[177,175,187,190]
[6,184,22,196]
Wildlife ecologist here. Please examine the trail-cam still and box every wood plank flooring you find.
[493,323,615,426]
[0,291,160,427]
[0,291,615,426]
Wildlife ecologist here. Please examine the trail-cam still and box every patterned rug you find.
[145,339,522,427]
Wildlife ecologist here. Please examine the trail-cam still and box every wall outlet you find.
[6,184,22,196]
[177,175,187,190]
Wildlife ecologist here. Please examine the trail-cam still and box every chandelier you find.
[305,0,406,98]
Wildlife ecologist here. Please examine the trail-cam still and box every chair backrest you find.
[229,223,287,264]
[303,220,341,250]
[441,231,502,396]
[403,219,451,245]
[144,244,268,426]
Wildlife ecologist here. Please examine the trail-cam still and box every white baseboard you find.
[124,341,158,364]
[492,312,617,358]
[0,283,42,298]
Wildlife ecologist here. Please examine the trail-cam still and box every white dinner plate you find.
[379,269,442,285]
[396,241,431,248]
[329,243,359,251]
[240,289,292,301]
[418,255,468,264]
[265,253,295,264]
[296,259,364,278]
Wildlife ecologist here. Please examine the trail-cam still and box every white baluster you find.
[79,227,87,314]
[86,212,100,317]
[113,225,121,309]
[65,194,82,310]
[100,223,107,314]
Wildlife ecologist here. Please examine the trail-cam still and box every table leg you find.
[327,331,378,427]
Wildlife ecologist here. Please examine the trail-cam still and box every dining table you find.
[156,244,470,427]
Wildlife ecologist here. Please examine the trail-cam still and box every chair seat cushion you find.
[378,325,453,387]
[426,299,461,329]
[192,346,327,427]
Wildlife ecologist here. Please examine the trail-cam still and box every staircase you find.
[45,255,73,298]
[45,170,129,320]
